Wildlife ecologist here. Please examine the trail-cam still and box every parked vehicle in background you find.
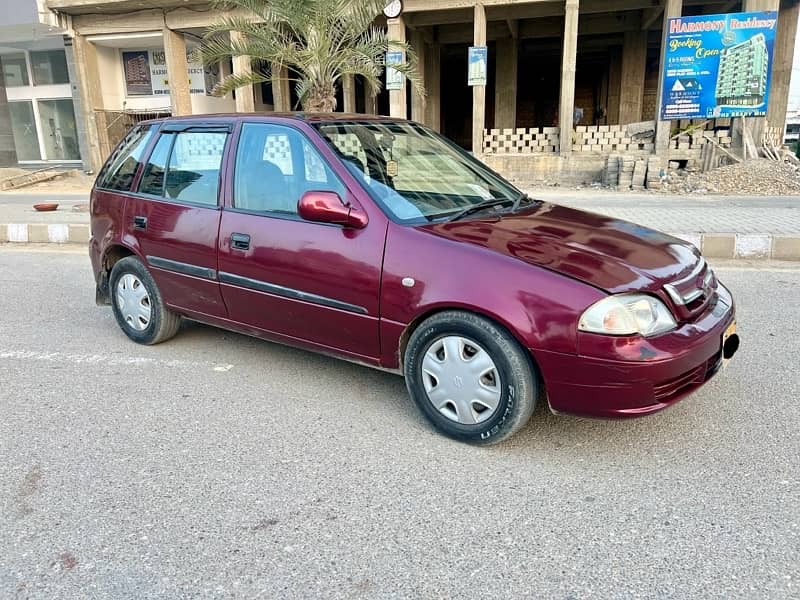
[89,114,740,444]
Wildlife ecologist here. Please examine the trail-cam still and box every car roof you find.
[135,112,409,126]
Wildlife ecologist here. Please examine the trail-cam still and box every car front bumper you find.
[533,284,739,418]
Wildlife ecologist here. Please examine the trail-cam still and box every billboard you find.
[660,11,778,120]
[122,45,216,97]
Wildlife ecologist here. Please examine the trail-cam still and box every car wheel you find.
[109,256,181,345]
[404,311,538,445]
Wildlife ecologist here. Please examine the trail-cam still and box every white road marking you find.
[0,349,234,372]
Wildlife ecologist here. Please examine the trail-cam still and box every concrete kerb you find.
[2,223,800,261]
[1,224,90,245]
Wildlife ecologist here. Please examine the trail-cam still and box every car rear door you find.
[217,120,387,361]
[123,121,231,318]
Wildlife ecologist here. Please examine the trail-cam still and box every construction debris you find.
[0,168,76,191]
[660,158,800,195]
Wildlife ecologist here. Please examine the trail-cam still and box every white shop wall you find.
[94,34,235,114]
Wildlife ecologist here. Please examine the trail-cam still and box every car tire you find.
[404,311,537,445]
[109,256,181,345]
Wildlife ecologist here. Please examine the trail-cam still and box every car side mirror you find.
[297,191,368,229]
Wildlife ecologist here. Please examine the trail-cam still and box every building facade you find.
[17,0,800,181]
[0,0,85,167]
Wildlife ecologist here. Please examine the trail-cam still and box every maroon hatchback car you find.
[89,114,739,444]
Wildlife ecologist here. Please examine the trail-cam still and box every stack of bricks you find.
[483,128,560,154]
[631,159,647,190]
[572,125,655,153]
[617,156,635,190]
[603,154,620,187]
[645,156,664,190]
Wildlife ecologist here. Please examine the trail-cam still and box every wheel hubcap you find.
[116,273,151,331]
[421,336,502,425]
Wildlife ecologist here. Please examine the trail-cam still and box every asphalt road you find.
[1,248,798,599]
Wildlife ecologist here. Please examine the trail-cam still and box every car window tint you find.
[164,131,227,206]
[98,126,154,192]
[138,133,173,196]
[234,123,345,214]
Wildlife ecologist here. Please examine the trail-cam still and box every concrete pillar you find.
[71,33,104,172]
[495,37,518,130]
[0,73,18,166]
[163,28,192,116]
[654,0,683,155]
[410,29,427,124]
[618,30,647,124]
[387,16,407,119]
[272,65,291,111]
[559,0,579,155]
[425,42,441,131]
[743,0,780,145]
[230,32,255,113]
[607,46,622,124]
[766,0,799,138]
[342,74,356,113]
[472,2,487,153]
[63,35,92,171]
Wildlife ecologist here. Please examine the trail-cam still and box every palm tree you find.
[201,0,423,112]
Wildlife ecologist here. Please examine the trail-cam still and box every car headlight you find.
[578,294,677,337]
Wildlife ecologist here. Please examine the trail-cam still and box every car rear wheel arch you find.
[96,244,136,305]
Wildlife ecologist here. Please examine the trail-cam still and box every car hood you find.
[418,202,700,293]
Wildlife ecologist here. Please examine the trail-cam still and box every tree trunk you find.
[303,79,337,112]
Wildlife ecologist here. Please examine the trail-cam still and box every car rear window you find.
[97,125,155,192]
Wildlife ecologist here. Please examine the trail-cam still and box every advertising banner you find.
[122,50,153,96]
[123,44,217,98]
[386,51,404,91]
[468,46,488,86]
[660,11,778,120]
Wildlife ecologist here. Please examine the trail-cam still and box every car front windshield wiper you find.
[447,198,514,222]
[511,191,539,212]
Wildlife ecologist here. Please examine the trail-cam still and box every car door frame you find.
[215,116,391,365]
[120,118,235,319]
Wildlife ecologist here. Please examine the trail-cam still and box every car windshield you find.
[314,121,520,224]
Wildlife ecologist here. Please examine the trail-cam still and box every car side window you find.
[97,125,155,192]
[233,123,345,215]
[138,133,173,196]
[162,131,228,206]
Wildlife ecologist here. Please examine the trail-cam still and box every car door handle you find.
[231,232,251,251]
[133,216,147,230]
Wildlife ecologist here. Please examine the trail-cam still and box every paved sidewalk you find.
[531,190,800,235]
[2,189,800,259]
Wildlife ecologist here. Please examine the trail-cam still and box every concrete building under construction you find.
[1,0,798,185]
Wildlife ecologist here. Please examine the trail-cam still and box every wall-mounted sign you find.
[468,46,487,86]
[122,43,218,98]
[660,11,778,120]
[122,50,153,95]
[386,51,404,91]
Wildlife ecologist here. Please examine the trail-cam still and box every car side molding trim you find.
[218,271,369,315]
[147,255,218,281]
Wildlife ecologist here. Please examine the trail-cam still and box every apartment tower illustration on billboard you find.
[715,33,769,107]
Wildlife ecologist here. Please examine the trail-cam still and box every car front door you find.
[217,121,386,362]
[123,122,231,318]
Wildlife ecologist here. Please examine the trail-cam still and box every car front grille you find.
[663,259,717,320]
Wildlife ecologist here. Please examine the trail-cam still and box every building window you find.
[29,50,70,86]
[8,101,41,161]
[0,53,30,87]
